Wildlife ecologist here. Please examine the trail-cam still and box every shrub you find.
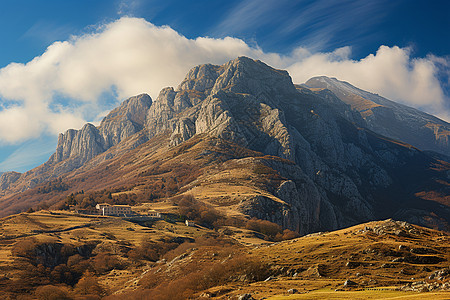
[12,238,38,260]
[50,264,73,285]
[176,195,224,227]
[128,239,179,263]
[91,253,123,274]
[275,229,299,241]
[67,254,90,276]
[245,218,282,238]
[137,254,272,299]
[74,272,104,296]
[35,285,71,300]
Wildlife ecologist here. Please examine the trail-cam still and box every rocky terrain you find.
[0,56,448,234]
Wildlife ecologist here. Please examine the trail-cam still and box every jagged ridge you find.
[0,57,448,233]
[304,76,450,156]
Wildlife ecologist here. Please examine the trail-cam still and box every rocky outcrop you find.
[145,57,303,159]
[100,93,152,148]
[0,172,21,190]
[139,57,448,232]
[46,93,153,174]
[0,93,153,191]
[51,123,105,165]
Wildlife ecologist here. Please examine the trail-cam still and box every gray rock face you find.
[51,123,105,165]
[0,93,154,192]
[47,93,153,174]
[0,172,21,190]
[138,57,398,232]
[304,76,450,156]
[100,93,152,148]
[145,57,301,159]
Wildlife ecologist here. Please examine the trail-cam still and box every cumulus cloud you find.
[0,18,249,143]
[0,17,448,145]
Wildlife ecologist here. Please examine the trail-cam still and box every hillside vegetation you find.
[0,211,448,299]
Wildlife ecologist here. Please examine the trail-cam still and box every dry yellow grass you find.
[267,289,450,299]
[1,210,449,299]
[0,210,225,295]
[201,220,450,299]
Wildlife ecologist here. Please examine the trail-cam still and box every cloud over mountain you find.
[0,17,448,144]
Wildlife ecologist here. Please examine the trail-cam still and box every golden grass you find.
[267,289,450,300]
[0,210,225,292]
[1,211,449,299]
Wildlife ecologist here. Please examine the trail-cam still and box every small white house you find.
[185,220,195,227]
[148,210,161,218]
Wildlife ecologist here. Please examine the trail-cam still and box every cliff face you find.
[304,76,450,157]
[42,93,152,175]
[100,93,152,149]
[0,172,21,190]
[0,57,448,233]
[138,58,390,229]
[51,124,105,165]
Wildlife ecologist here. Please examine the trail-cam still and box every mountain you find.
[303,76,450,157]
[0,172,20,190]
[0,57,448,233]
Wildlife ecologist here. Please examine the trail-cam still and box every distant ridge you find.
[304,76,450,156]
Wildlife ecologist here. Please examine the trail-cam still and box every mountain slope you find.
[304,76,450,157]
[0,57,448,233]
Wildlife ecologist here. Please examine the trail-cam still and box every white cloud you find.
[0,18,257,144]
[0,17,448,145]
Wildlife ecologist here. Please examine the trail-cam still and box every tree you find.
[66,194,76,206]
[74,272,104,296]
[35,285,71,300]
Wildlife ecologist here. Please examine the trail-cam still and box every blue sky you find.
[0,0,449,172]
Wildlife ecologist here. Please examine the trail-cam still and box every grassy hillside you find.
[0,211,448,299]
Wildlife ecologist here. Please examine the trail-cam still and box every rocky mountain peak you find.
[177,57,297,104]
[210,57,298,106]
[100,93,152,148]
[177,63,222,93]
[47,93,153,174]
[306,76,354,93]
[304,76,450,156]
[101,93,152,127]
[51,123,105,165]
[145,56,300,151]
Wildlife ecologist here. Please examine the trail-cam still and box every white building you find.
[148,210,162,218]
[185,220,195,227]
[96,203,132,216]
